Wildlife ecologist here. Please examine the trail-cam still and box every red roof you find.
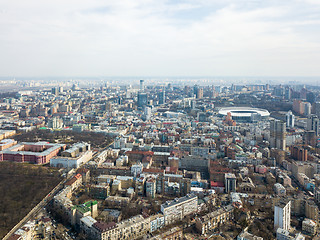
[210,181,224,188]
[93,221,117,232]
[143,168,163,174]
[8,234,21,240]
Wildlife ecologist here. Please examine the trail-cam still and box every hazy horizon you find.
[1,0,320,78]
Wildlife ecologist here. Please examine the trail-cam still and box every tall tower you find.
[270,119,286,150]
[307,115,320,136]
[158,90,165,105]
[196,87,203,99]
[274,200,291,231]
[286,111,295,128]
[314,102,320,118]
[140,80,144,92]
[137,92,148,108]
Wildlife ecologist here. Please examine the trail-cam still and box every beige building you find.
[305,201,318,222]
[161,194,198,225]
[150,226,183,240]
[237,230,263,240]
[92,215,151,240]
[302,218,317,236]
[195,205,234,235]
[0,139,17,151]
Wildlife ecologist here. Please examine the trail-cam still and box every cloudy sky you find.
[1,0,320,77]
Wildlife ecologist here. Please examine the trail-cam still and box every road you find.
[2,173,74,240]
[3,141,114,240]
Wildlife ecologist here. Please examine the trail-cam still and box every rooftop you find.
[161,194,197,209]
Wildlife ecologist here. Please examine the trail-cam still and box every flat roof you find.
[161,194,197,209]
[218,107,270,117]
[1,142,65,156]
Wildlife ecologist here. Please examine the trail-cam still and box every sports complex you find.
[218,107,270,122]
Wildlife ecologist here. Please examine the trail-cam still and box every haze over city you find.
[1,0,320,78]
[2,1,320,240]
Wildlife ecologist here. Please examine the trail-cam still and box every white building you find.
[161,194,198,225]
[50,150,93,169]
[276,228,305,240]
[131,163,143,177]
[274,183,286,196]
[274,200,291,231]
[286,111,295,128]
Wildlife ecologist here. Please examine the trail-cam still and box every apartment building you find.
[195,205,234,235]
[91,215,152,240]
[161,194,198,225]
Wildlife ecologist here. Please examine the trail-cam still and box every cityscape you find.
[0,80,319,240]
[1,0,320,240]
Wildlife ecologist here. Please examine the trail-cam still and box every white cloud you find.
[0,0,319,77]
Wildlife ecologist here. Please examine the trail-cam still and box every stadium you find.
[218,107,270,122]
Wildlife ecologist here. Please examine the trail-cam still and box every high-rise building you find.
[286,111,295,128]
[307,115,320,136]
[193,85,198,95]
[314,102,320,118]
[270,119,286,150]
[300,88,307,100]
[143,106,152,121]
[304,131,317,147]
[306,91,315,104]
[274,85,284,97]
[158,90,165,105]
[145,176,156,198]
[293,100,303,115]
[284,87,291,100]
[196,88,203,99]
[137,92,148,108]
[140,80,144,92]
[51,87,59,95]
[225,173,237,193]
[274,200,291,231]
[304,102,312,116]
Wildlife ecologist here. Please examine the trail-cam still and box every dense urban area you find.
[0,79,320,240]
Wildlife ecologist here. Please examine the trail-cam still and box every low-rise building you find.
[302,218,317,235]
[0,142,66,164]
[237,230,263,240]
[274,183,286,196]
[80,216,97,236]
[65,173,82,191]
[195,205,234,235]
[91,215,151,240]
[161,194,198,225]
[0,139,17,150]
[150,226,183,240]
[276,228,305,240]
[50,150,93,169]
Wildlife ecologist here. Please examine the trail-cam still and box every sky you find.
[0,0,320,78]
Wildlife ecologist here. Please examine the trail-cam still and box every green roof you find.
[72,200,97,214]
